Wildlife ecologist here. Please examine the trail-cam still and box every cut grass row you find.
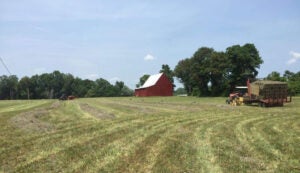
[0,97,299,172]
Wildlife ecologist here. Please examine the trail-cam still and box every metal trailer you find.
[244,80,292,107]
[227,79,292,107]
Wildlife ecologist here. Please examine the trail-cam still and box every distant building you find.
[135,73,173,97]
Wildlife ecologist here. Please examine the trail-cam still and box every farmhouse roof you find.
[139,73,163,89]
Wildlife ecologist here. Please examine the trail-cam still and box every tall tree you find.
[265,71,285,81]
[136,74,150,88]
[159,64,175,88]
[0,75,18,99]
[61,73,75,96]
[226,43,263,90]
[8,75,18,99]
[174,58,193,95]
[191,47,214,96]
[283,70,300,95]
[114,81,133,96]
[209,52,230,96]
[175,44,263,96]
[86,78,116,97]
[18,76,32,99]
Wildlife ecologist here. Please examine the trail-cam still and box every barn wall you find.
[150,74,173,96]
[134,74,173,97]
[134,88,147,97]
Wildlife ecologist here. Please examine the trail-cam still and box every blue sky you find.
[0,0,299,89]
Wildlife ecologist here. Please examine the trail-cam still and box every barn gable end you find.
[135,73,173,97]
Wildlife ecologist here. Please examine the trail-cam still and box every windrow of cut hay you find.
[1,97,299,172]
[79,103,115,119]
[9,101,61,133]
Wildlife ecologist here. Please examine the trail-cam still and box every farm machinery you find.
[226,79,292,107]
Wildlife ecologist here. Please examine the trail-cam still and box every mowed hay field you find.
[0,97,299,173]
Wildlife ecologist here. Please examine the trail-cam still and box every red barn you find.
[135,73,173,97]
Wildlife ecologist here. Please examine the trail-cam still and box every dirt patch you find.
[79,103,115,120]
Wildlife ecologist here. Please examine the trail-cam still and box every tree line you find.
[173,43,300,96]
[135,43,300,97]
[0,71,133,100]
[2,43,299,100]
[265,71,300,95]
[174,43,263,96]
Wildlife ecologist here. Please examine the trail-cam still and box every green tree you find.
[8,75,18,99]
[174,87,187,95]
[209,52,230,96]
[175,44,263,97]
[265,71,285,81]
[18,76,32,99]
[136,74,150,88]
[159,64,175,88]
[114,81,133,96]
[283,70,300,95]
[114,81,124,96]
[174,58,193,95]
[0,75,18,99]
[120,85,134,96]
[191,47,214,96]
[0,71,134,99]
[71,78,94,97]
[284,70,296,81]
[61,73,75,96]
[30,75,45,99]
[86,78,116,97]
[226,43,263,90]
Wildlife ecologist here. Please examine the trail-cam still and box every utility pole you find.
[0,57,14,99]
[0,57,12,75]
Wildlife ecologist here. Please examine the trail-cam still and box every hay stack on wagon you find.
[250,80,288,99]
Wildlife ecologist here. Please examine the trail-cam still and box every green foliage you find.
[0,75,18,99]
[175,43,263,96]
[136,74,150,88]
[18,76,32,99]
[72,78,94,97]
[191,47,214,96]
[174,87,187,95]
[209,52,230,96]
[0,71,133,99]
[159,64,175,88]
[226,43,263,87]
[266,70,300,95]
[265,71,286,81]
[174,58,194,95]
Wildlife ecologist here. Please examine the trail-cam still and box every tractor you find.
[226,79,292,107]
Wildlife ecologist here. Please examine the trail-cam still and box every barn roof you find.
[139,73,163,89]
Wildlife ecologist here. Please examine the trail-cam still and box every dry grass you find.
[0,97,299,172]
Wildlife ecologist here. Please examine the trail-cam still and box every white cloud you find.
[287,51,300,65]
[144,54,155,61]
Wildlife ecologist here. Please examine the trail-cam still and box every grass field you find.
[0,97,299,173]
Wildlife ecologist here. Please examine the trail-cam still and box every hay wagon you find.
[227,80,292,107]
